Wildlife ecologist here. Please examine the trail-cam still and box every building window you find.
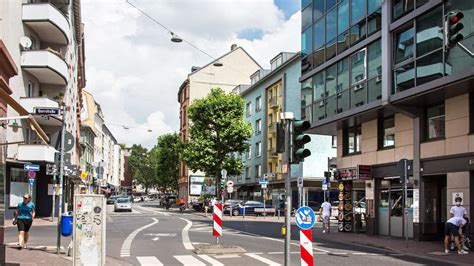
[245,167,251,180]
[256,96,262,111]
[246,145,252,159]
[27,82,34,97]
[246,102,252,116]
[255,165,262,179]
[344,125,361,155]
[256,119,262,135]
[393,0,428,21]
[426,104,445,140]
[256,142,262,157]
[393,6,447,93]
[332,135,337,148]
[379,116,395,148]
[268,113,273,127]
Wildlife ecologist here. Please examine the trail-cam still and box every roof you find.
[177,46,262,99]
[240,52,301,97]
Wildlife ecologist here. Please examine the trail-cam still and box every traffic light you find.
[445,11,464,47]
[220,179,225,191]
[291,120,311,164]
[275,122,285,153]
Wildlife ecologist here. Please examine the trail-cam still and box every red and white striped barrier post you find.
[300,229,313,266]
[213,203,223,244]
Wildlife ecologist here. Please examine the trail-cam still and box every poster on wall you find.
[413,189,419,223]
[451,192,464,205]
[189,176,216,196]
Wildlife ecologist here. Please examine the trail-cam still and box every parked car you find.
[224,199,242,207]
[133,197,141,203]
[225,201,272,216]
[107,195,119,205]
[114,197,132,212]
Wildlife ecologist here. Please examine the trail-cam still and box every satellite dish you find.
[20,36,32,50]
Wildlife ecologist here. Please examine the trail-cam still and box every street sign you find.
[54,152,71,165]
[46,164,59,176]
[261,183,267,189]
[226,180,234,187]
[295,206,316,230]
[297,176,303,188]
[34,107,61,115]
[259,180,269,185]
[24,163,40,171]
[27,170,36,179]
[28,178,35,186]
[55,131,75,152]
[322,183,328,191]
[221,169,227,179]
[227,186,234,193]
[64,164,79,176]
[281,163,288,174]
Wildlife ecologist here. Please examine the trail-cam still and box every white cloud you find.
[82,0,301,148]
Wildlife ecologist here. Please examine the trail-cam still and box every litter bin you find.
[61,213,73,237]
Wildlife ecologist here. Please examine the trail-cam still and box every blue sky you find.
[238,0,300,41]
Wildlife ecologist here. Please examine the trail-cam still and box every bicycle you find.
[449,222,472,251]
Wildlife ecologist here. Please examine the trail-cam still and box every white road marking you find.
[152,237,159,241]
[245,253,281,265]
[180,218,194,250]
[137,256,163,266]
[174,255,206,266]
[268,252,283,254]
[351,252,367,255]
[120,218,159,257]
[198,255,224,266]
[213,254,241,259]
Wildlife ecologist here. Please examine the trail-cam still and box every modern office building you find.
[177,45,261,204]
[301,0,473,239]
[233,52,335,207]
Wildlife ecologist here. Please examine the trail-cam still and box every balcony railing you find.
[21,50,69,85]
[269,97,279,109]
[22,3,71,45]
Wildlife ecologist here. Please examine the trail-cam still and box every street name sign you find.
[295,206,316,230]
[24,163,40,171]
[34,107,61,115]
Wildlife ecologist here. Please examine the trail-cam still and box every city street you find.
[6,202,456,265]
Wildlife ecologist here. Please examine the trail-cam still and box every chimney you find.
[231,44,237,51]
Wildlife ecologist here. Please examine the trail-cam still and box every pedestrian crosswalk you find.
[136,253,281,266]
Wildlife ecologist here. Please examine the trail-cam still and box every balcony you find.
[22,3,70,45]
[269,97,279,109]
[20,97,62,127]
[268,149,278,158]
[268,123,276,134]
[17,144,56,163]
[21,50,68,85]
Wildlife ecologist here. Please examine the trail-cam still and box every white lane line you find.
[268,251,283,254]
[137,256,163,266]
[197,255,224,266]
[174,255,206,266]
[180,218,194,250]
[351,252,367,255]
[120,218,159,257]
[213,254,240,259]
[245,253,281,266]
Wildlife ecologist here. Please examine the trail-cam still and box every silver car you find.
[114,197,132,212]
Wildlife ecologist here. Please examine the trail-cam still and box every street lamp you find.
[213,61,223,67]
[171,33,183,43]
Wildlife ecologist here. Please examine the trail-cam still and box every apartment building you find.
[177,44,261,203]
[0,0,85,217]
[300,0,473,239]
[233,52,335,207]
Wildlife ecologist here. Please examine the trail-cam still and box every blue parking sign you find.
[295,206,316,230]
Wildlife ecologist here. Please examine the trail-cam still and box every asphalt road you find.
[5,202,455,265]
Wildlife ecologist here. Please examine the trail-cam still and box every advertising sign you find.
[336,165,372,181]
[73,195,106,266]
[189,176,216,196]
[356,165,372,180]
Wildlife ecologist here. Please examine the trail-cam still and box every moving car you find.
[224,201,272,216]
[107,195,119,205]
[115,197,132,212]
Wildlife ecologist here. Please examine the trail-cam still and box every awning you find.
[0,78,49,144]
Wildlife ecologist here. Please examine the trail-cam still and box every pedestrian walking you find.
[444,216,469,255]
[320,199,332,233]
[14,194,35,249]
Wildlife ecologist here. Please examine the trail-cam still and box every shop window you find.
[426,104,445,140]
[379,116,395,148]
[344,124,361,155]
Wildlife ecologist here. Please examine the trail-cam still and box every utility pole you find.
[280,112,293,266]
[57,104,67,254]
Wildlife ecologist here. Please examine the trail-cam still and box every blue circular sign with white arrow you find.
[295,206,316,230]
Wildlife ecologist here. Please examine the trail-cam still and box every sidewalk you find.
[5,217,58,228]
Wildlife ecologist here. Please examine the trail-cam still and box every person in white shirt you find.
[444,216,468,254]
[450,197,467,218]
[320,200,332,233]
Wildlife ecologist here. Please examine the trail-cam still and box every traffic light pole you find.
[283,118,292,266]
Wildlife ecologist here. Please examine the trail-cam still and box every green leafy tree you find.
[182,88,252,194]
[128,144,157,193]
[152,133,181,191]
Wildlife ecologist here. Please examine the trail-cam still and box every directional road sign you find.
[34,107,61,115]
[295,206,316,230]
[24,163,40,171]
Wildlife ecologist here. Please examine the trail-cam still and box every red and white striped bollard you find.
[300,229,313,266]
[213,203,223,244]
